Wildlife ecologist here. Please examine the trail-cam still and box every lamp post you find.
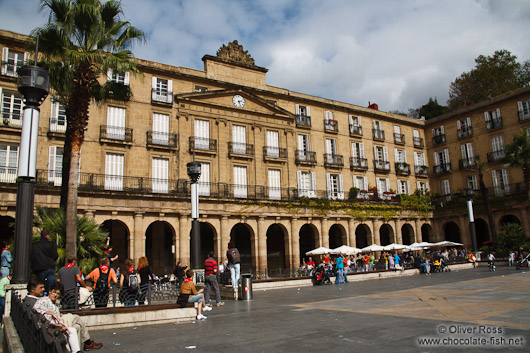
[13,59,49,283]
[187,161,201,269]
[464,188,478,253]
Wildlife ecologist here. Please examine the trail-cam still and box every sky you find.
[1,0,529,113]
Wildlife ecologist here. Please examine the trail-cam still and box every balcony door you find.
[232,125,246,154]
[326,138,337,163]
[105,153,124,191]
[268,169,281,200]
[266,130,279,157]
[152,158,169,193]
[0,145,18,183]
[194,119,210,150]
[298,134,309,160]
[48,146,63,186]
[152,113,169,145]
[198,162,210,196]
[107,106,126,140]
[233,166,247,198]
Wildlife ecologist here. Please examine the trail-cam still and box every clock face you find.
[232,95,245,108]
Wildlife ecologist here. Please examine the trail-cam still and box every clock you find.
[232,94,245,108]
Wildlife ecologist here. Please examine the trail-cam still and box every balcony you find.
[295,114,311,128]
[0,166,17,183]
[414,165,429,177]
[519,111,530,121]
[345,125,361,139]
[1,61,22,78]
[373,129,385,141]
[485,117,502,130]
[263,146,288,162]
[457,126,473,139]
[413,137,424,148]
[487,150,506,163]
[433,163,451,175]
[393,133,405,145]
[99,125,133,144]
[146,131,178,149]
[1,113,22,128]
[189,136,217,153]
[432,134,446,145]
[373,159,390,173]
[324,119,338,133]
[151,88,173,104]
[459,156,479,169]
[295,150,317,165]
[228,142,255,158]
[350,157,368,171]
[49,117,67,133]
[394,162,411,176]
[323,154,344,168]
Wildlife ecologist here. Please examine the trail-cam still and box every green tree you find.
[418,97,448,120]
[33,207,108,274]
[504,130,530,202]
[447,50,530,111]
[493,223,529,256]
[33,0,145,259]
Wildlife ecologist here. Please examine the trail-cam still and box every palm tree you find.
[505,130,530,202]
[33,0,145,259]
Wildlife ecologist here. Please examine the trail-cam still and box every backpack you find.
[95,268,109,293]
[227,248,240,264]
[127,271,139,292]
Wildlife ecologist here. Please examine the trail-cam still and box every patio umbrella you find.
[361,244,385,252]
[305,247,332,255]
[432,241,464,247]
[383,243,409,251]
[331,245,362,255]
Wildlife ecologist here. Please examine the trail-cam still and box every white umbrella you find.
[361,244,385,252]
[409,242,434,248]
[433,241,463,247]
[305,247,332,255]
[383,243,409,251]
[331,245,362,255]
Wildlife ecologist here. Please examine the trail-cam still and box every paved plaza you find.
[93,267,530,352]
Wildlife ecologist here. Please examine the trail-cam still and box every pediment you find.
[175,89,292,118]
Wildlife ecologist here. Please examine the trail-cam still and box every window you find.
[297,171,316,197]
[492,169,509,195]
[232,125,247,154]
[297,134,311,161]
[489,135,505,162]
[106,106,126,140]
[1,90,23,126]
[0,145,18,183]
[397,180,410,195]
[194,119,210,150]
[50,99,67,133]
[457,117,472,138]
[413,129,423,147]
[441,179,451,196]
[324,111,337,131]
[326,173,344,200]
[466,175,478,191]
[325,138,337,164]
[394,149,407,163]
[152,113,170,145]
[1,48,27,77]
[233,166,247,198]
[460,143,475,168]
[151,77,173,103]
[354,176,368,191]
[268,169,281,200]
[351,142,366,168]
[296,104,310,116]
[434,149,450,173]
[152,158,169,193]
[198,163,210,196]
[48,146,63,186]
[393,125,404,143]
[105,153,124,191]
[107,69,129,85]
[374,146,388,161]
[416,181,429,194]
[373,120,384,139]
[265,130,280,158]
[432,126,445,144]
[414,152,426,167]
[295,104,311,127]
[349,115,362,136]
[376,177,390,196]
[518,99,530,121]
[484,108,502,129]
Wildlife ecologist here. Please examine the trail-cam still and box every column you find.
[290,217,299,271]
[133,212,144,261]
[348,218,356,248]
[458,215,470,249]
[414,219,421,244]
[178,215,189,266]
[220,216,229,260]
[393,218,400,244]
[321,218,329,248]
[372,218,381,245]
[257,217,267,274]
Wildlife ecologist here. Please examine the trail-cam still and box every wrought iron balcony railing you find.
[1,113,22,128]
[151,88,173,104]
[485,117,502,130]
[459,156,479,169]
[146,131,178,148]
[350,157,368,171]
[373,159,390,173]
[349,124,362,137]
[49,117,67,133]
[395,162,411,176]
[487,150,506,163]
[394,133,405,145]
[295,150,317,165]
[295,114,311,128]
[432,134,446,145]
[414,165,429,176]
[189,136,217,153]
[263,146,288,160]
[100,125,133,142]
[457,126,473,139]
[519,111,530,121]
[324,119,338,133]
[228,142,255,156]
[373,129,385,141]
[433,162,451,174]
[413,137,424,148]
[323,154,344,168]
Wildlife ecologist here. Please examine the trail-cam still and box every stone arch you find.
[443,221,461,243]
[355,224,371,248]
[379,223,394,246]
[401,223,414,245]
[266,223,287,272]
[230,223,254,273]
[475,218,490,247]
[101,219,130,270]
[0,216,15,246]
[329,224,347,249]
[299,223,318,263]
[421,223,433,243]
[146,221,175,275]
[499,214,521,228]
[189,222,217,270]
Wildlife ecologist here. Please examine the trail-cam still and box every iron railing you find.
[413,137,424,148]
[151,88,173,104]
[433,163,451,174]
[323,154,344,168]
[1,113,22,128]
[350,157,368,171]
[263,146,288,160]
[395,162,411,176]
[324,119,338,132]
[373,160,390,173]
[1,61,23,77]
[414,165,429,176]
[485,117,502,130]
[487,150,506,163]
[189,136,217,153]
[432,134,446,145]
[457,126,473,139]
[295,114,311,128]
[100,125,133,142]
[228,142,255,156]
[349,124,362,137]
[519,111,530,121]
[459,156,479,169]
[0,166,17,183]
[146,131,178,148]
[394,133,405,144]
[295,150,317,165]
[373,129,385,140]
[49,117,67,133]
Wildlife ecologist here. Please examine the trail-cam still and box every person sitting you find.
[177,269,211,320]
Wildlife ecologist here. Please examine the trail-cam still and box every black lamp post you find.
[13,60,49,284]
[187,161,201,269]
[464,188,478,253]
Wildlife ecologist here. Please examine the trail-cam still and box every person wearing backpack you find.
[119,259,140,306]
[226,242,241,288]
[86,258,118,308]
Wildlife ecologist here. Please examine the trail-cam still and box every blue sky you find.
[1,0,529,113]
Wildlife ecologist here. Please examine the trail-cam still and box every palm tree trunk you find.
[65,142,80,259]
[60,124,72,210]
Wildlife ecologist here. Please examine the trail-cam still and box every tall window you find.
[151,77,173,103]
[325,138,337,164]
[1,90,23,126]
[376,178,390,195]
[0,145,18,183]
[48,146,63,186]
[297,171,316,197]
[414,152,426,166]
[107,69,129,85]
[198,162,210,196]
[441,180,451,196]
[297,134,310,161]
[457,117,472,137]
[460,143,475,167]
[152,158,169,193]
[1,48,27,77]
[349,115,362,135]
[50,99,67,133]
[397,180,410,195]
[194,119,210,150]
[152,113,170,145]
[326,173,344,200]
[492,169,509,195]
[105,153,124,191]
[518,99,530,120]
[466,175,478,191]
[107,106,126,140]
[416,181,429,194]
[233,166,247,198]
[268,169,281,200]
[354,176,368,191]
[266,130,280,157]
[232,125,247,154]
[434,149,450,171]
[394,149,407,163]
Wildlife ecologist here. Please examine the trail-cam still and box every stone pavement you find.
[92,267,530,352]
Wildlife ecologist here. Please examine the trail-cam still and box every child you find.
[0,274,12,324]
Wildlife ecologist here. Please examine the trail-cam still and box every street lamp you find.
[187,161,201,269]
[13,57,49,283]
[464,188,478,253]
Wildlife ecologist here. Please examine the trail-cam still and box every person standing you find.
[0,274,11,324]
[137,256,152,305]
[86,258,118,308]
[335,255,344,285]
[1,242,13,278]
[204,251,224,308]
[119,259,139,306]
[31,229,59,294]
[226,242,241,288]
[57,256,92,309]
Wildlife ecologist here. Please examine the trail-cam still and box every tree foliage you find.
[447,50,530,110]
[418,97,448,120]
[505,130,530,201]
[492,223,529,256]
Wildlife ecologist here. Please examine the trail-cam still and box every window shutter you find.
[394,125,400,134]
[394,148,398,162]
[440,126,444,134]
[491,170,498,188]
[373,146,378,160]
[373,120,377,129]
[496,108,501,118]
[326,173,331,199]
[168,79,173,93]
[124,72,130,86]
[359,143,364,158]
[310,172,316,197]
[484,111,490,122]
[434,152,440,165]
[460,144,466,159]
[306,106,311,116]
[50,100,58,131]
[416,181,421,191]
[23,52,29,65]
[468,143,474,157]
[444,149,449,163]
[363,176,368,190]
[385,179,390,192]
[457,120,461,130]
[351,143,357,158]
[467,117,471,126]
[48,146,56,181]
[297,170,302,191]
[152,76,157,89]
[383,146,388,161]
[406,181,410,195]
[413,152,418,166]
[413,129,419,139]
[431,128,435,136]
[1,47,8,75]
[376,178,380,193]
[518,101,524,112]
[338,175,344,200]
[348,115,353,126]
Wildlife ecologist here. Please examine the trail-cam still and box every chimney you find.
[368,102,379,111]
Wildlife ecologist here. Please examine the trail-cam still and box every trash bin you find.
[240,274,253,300]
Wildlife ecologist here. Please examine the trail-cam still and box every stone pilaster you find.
[133,212,144,261]
[321,217,329,248]
[290,217,299,271]
[348,217,356,247]
[179,215,189,266]
[257,217,267,274]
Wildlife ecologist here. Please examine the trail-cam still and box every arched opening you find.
[189,222,216,267]
[266,224,286,272]
[499,214,521,228]
[146,221,174,275]
[230,223,253,273]
[355,224,370,248]
[299,224,318,264]
[0,216,15,246]
[379,224,393,246]
[421,224,433,243]
[329,224,346,249]
[475,218,490,247]
[101,220,129,270]
[444,222,461,243]
[401,224,414,245]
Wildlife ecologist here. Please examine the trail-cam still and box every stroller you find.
[312,264,331,285]
[516,253,530,270]
[431,257,450,273]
